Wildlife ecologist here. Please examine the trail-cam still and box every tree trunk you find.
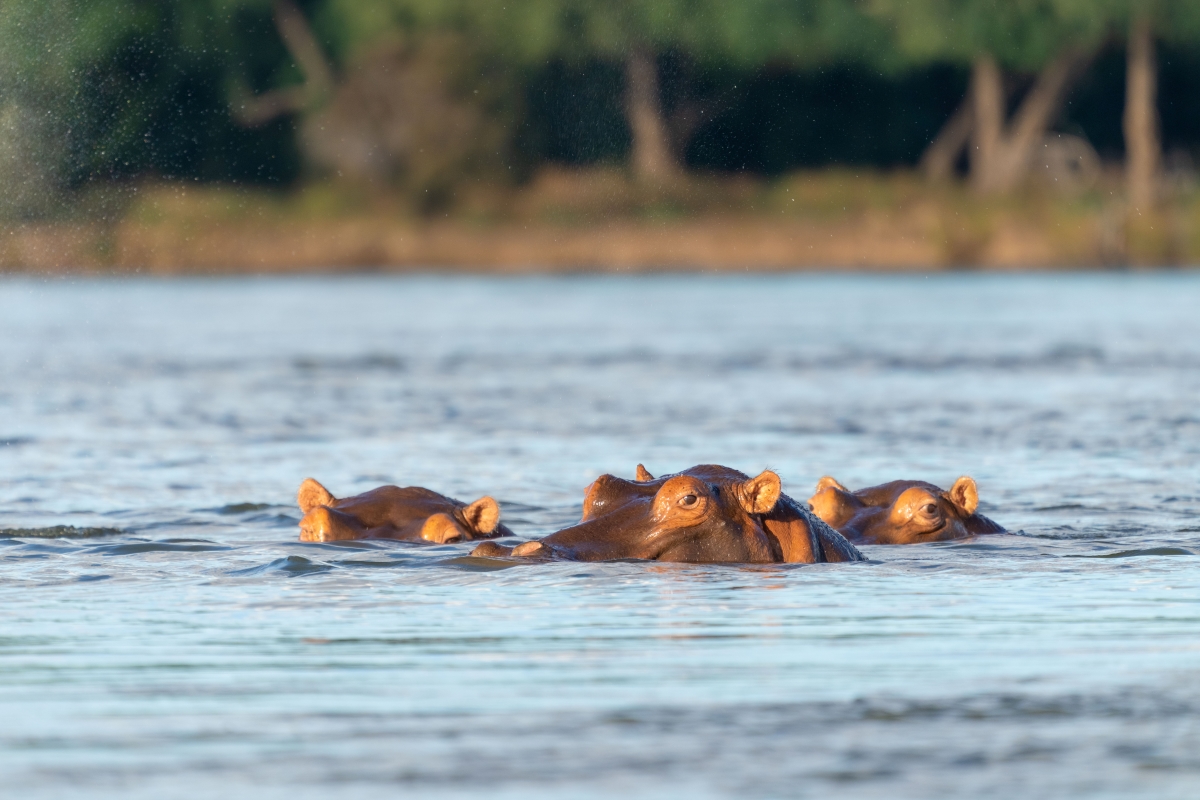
[920,91,973,181]
[968,50,1089,193]
[1124,16,1161,210]
[970,55,1005,192]
[624,47,680,184]
[232,0,334,127]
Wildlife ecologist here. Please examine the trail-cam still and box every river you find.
[2,273,1198,798]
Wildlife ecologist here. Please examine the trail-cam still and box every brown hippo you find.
[297,478,513,543]
[807,476,1006,545]
[471,464,864,564]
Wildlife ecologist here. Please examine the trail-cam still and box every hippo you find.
[471,464,864,564]
[807,476,1006,545]
[297,478,513,543]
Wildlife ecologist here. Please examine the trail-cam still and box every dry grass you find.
[3,167,1198,273]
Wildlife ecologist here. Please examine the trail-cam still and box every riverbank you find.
[3,168,1196,272]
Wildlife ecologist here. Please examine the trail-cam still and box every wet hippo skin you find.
[472,464,864,564]
[297,478,512,543]
[808,476,1006,545]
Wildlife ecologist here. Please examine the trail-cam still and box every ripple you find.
[0,526,124,539]
[1085,547,1196,558]
[0,436,35,447]
[332,558,411,568]
[229,555,333,577]
[83,541,234,555]
[438,555,526,572]
[214,503,274,514]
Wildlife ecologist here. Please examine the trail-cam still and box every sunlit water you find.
[2,274,1199,799]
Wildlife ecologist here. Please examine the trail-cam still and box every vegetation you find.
[4,1,1200,267]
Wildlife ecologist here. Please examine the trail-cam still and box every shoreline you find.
[3,215,1180,274]
[4,171,1197,274]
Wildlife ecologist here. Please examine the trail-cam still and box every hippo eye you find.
[921,503,939,516]
[679,494,698,507]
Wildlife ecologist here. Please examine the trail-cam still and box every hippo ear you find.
[635,464,655,482]
[947,477,979,515]
[298,478,336,513]
[815,476,848,494]
[738,470,782,515]
[463,495,501,534]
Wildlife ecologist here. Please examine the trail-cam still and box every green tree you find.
[0,0,319,218]
[0,0,143,215]
[1104,1,1200,209]
[871,0,1109,193]
[322,0,886,183]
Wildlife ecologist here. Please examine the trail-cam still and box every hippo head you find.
[509,464,782,562]
[297,478,505,543]
[807,476,1005,545]
[472,463,852,564]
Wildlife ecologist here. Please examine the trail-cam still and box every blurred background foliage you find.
[3,0,1200,225]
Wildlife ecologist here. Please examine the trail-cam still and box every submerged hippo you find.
[297,478,513,543]
[471,464,864,564]
[807,476,1006,545]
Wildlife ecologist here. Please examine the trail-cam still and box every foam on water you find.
[1,274,1199,798]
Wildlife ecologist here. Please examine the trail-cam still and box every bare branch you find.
[231,0,334,128]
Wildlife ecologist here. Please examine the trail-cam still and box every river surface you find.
[2,273,1199,799]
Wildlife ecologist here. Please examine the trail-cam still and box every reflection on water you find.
[1,274,1199,798]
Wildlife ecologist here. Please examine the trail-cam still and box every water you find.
[2,273,1199,799]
